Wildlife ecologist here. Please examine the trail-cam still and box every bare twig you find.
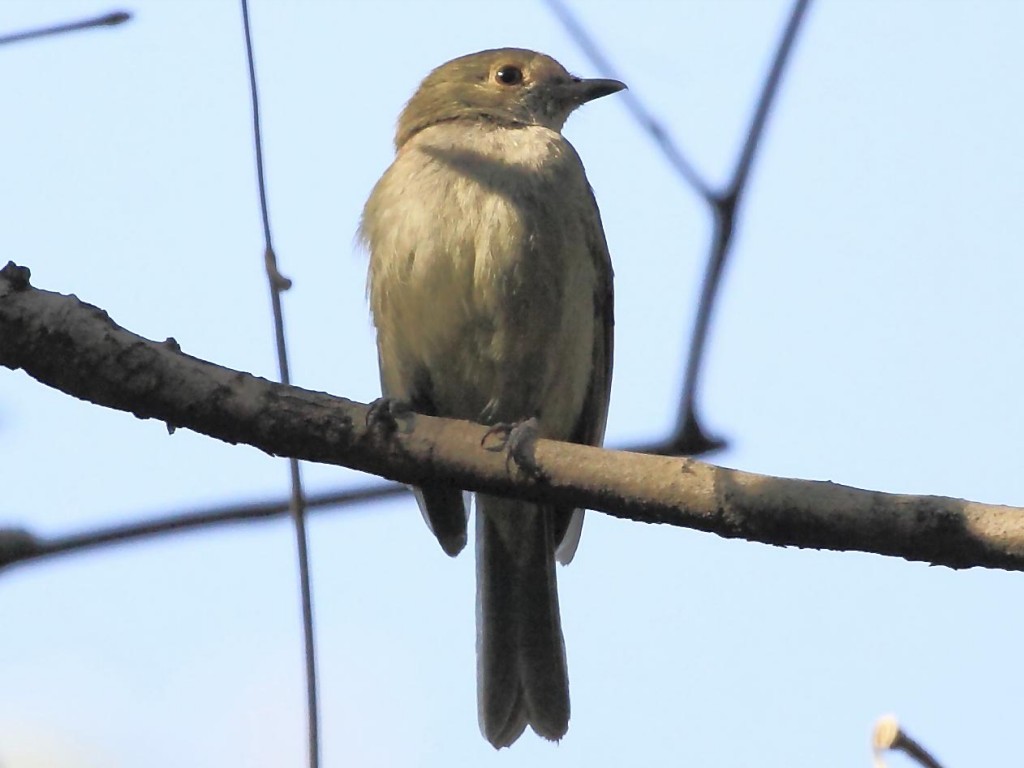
[873,715,946,768]
[547,0,813,456]
[0,9,130,47]
[4,266,1024,574]
[666,0,813,455]
[542,0,711,199]
[0,484,407,570]
[238,2,318,765]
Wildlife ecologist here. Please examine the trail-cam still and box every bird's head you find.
[395,48,625,148]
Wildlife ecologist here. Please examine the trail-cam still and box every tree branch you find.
[0,9,130,47]
[0,483,407,570]
[547,0,814,457]
[873,715,946,768]
[3,261,1024,572]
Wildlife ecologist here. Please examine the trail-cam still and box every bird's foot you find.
[481,416,545,480]
[366,397,413,434]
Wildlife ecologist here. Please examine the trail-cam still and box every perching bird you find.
[361,48,621,747]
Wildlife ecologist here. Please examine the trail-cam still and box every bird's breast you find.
[363,123,599,434]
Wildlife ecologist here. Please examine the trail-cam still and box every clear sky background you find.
[2,1,1023,766]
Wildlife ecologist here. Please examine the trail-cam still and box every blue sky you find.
[2,1,1023,766]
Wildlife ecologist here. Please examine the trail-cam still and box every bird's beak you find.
[571,77,627,104]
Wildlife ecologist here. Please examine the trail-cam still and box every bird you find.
[361,48,621,748]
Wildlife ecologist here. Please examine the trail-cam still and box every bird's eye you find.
[495,66,523,86]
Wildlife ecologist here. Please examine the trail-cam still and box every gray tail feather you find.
[476,494,570,748]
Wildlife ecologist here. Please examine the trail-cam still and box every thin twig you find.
[0,422,762,571]
[0,485,407,570]
[542,0,712,199]
[0,423,698,570]
[0,9,130,47]
[667,0,814,452]
[239,2,319,766]
[873,715,946,768]
[547,0,813,456]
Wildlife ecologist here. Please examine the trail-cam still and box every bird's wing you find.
[379,355,469,557]
[554,191,614,564]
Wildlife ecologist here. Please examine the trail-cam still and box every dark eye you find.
[495,65,523,86]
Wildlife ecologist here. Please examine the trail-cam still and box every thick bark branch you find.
[3,261,1023,571]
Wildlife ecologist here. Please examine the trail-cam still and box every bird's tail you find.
[476,494,570,748]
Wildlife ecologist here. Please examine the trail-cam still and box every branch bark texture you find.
[3,261,1023,571]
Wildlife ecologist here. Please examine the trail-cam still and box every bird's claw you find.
[481,416,545,480]
[366,397,413,434]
